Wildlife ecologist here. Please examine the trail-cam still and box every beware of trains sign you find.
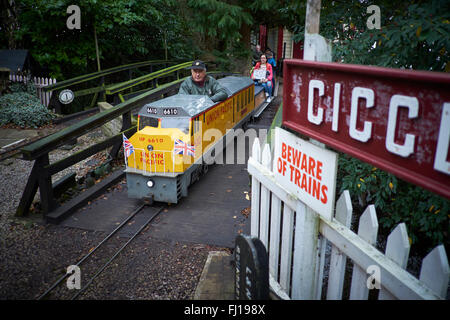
[273,127,338,220]
[282,59,450,199]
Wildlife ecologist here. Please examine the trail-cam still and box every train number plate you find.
[146,107,157,114]
[163,108,178,115]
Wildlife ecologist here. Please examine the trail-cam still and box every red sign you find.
[282,59,450,199]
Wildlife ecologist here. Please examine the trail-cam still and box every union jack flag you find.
[123,133,135,157]
[174,138,195,157]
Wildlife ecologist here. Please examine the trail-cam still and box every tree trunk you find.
[1,0,20,49]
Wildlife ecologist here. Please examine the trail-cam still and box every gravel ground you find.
[0,127,226,300]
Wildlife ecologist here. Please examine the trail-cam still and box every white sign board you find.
[253,69,266,80]
[273,127,338,220]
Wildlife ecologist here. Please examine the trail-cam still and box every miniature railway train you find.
[125,75,267,203]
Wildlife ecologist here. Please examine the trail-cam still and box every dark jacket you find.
[178,75,228,102]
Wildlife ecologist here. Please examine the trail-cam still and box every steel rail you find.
[36,203,147,300]
[70,206,164,300]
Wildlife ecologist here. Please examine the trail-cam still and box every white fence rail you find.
[9,73,56,107]
[248,137,449,300]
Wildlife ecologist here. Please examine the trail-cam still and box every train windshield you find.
[161,117,190,134]
[139,116,158,130]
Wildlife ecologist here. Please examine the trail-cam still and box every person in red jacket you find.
[251,54,273,102]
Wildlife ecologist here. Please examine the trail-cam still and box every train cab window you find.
[139,116,158,130]
[161,117,190,134]
[193,117,200,135]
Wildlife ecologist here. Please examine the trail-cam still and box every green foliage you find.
[282,0,450,71]
[188,0,253,42]
[12,0,194,79]
[327,0,450,71]
[0,81,55,128]
[186,0,254,60]
[213,42,252,72]
[9,82,37,96]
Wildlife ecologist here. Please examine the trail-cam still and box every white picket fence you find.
[247,137,449,300]
[9,73,56,107]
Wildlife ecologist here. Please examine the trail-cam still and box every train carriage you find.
[125,75,266,203]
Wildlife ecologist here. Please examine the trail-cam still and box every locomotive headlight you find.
[147,179,154,188]
[147,144,154,151]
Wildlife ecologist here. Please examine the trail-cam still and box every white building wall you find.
[282,28,294,59]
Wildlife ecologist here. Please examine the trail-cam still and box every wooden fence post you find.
[419,245,449,298]
[291,201,320,299]
[251,138,261,237]
[279,205,295,294]
[349,204,379,299]
[326,190,353,299]
[379,223,410,299]
[259,144,272,248]
[269,189,282,280]
[36,154,57,214]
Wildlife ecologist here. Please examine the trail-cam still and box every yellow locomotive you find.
[125,76,267,203]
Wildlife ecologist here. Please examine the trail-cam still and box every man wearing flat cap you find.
[178,60,228,102]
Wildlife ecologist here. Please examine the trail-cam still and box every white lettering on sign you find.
[332,83,341,132]
[434,103,450,175]
[273,127,338,220]
[350,87,374,143]
[385,95,419,157]
[308,80,324,125]
[304,79,450,177]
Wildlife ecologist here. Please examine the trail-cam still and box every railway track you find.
[36,203,164,300]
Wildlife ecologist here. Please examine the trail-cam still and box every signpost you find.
[234,235,269,300]
[282,59,450,199]
[273,127,338,220]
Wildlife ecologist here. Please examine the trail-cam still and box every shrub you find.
[0,84,56,128]
[9,82,37,96]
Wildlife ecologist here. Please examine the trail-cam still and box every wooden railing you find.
[42,60,189,113]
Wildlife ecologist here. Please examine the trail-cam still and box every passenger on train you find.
[265,50,277,97]
[252,44,263,66]
[179,60,228,102]
[251,54,273,102]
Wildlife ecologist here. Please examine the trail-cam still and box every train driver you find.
[179,60,228,102]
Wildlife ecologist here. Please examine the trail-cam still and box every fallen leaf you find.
[245,194,250,200]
